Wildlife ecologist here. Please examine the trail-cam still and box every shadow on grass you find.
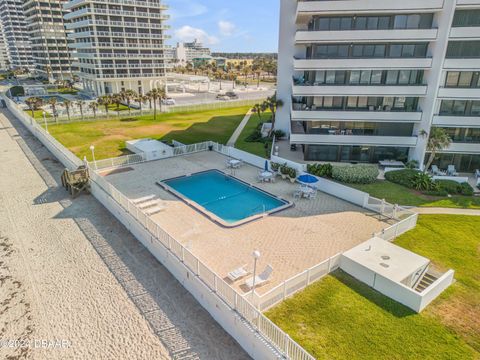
[331,269,417,318]
[158,114,245,144]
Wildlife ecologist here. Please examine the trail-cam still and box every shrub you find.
[435,180,474,196]
[280,164,290,175]
[331,165,379,184]
[411,173,437,191]
[384,169,420,188]
[405,160,419,169]
[273,129,286,139]
[307,163,333,178]
[10,85,24,97]
[287,167,297,179]
[270,162,281,172]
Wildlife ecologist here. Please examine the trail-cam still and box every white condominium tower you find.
[277,0,480,172]
[64,0,170,96]
[174,39,211,65]
[23,0,74,81]
[0,0,33,70]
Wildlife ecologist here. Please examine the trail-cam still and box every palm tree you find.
[89,101,98,119]
[48,97,58,122]
[98,95,112,119]
[242,63,251,88]
[147,88,166,121]
[420,128,452,173]
[263,93,283,135]
[252,103,264,122]
[112,94,123,116]
[120,89,136,116]
[63,100,72,121]
[76,100,85,121]
[25,97,42,118]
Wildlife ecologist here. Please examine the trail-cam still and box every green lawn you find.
[24,109,51,119]
[234,111,272,158]
[266,215,480,360]
[44,106,251,160]
[351,180,480,209]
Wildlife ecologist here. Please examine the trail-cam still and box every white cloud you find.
[218,20,236,37]
[174,25,219,45]
[169,0,207,19]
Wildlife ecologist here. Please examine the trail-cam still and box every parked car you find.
[225,91,238,99]
[162,98,176,105]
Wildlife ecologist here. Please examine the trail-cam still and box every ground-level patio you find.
[103,151,391,294]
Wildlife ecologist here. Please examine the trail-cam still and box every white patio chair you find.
[431,165,445,176]
[245,265,273,289]
[307,190,318,200]
[293,189,302,199]
[447,165,458,176]
[227,264,250,282]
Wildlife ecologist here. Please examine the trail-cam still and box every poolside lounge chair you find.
[447,165,458,176]
[431,165,446,176]
[227,264,250,282]
[245,265,273,289]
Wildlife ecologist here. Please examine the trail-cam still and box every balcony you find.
[293,58,433,70]
[289,133,418,147]
[450,27,480,39]
[445,143,480,154]
[443,58,480,70]
[292,84,427,97]
[432,115,480,127]
[291,109,423,123]
[295,29,438,44]
[296,0,444,23]
[437,87,480,99]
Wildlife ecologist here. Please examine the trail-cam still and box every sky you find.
[167,0,280,53]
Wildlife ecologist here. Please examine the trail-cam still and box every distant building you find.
[175,39,211,65]
[0,0,33,70]
[64,0,170,96]
[23,0,75,81]
[0,21,9,70]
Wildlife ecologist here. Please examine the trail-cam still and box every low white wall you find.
[373,274,423,311]
[90,181,283,360]
[418,270,455,312]
[316,177,370,208]
[271,154,306,174]
[433,176,469,184]
[340,256,376,287]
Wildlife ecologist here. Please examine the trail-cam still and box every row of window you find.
[296,96,419,112]
[299,121,414,137]
[452,10,480,28]
[304,145,409,163]
[446,41,480,58]
[439,100,480,116]
[298,70,423,86]
[441,127,480,143]
[445,71,480,88]
[309,14,433,31]
[308,43,428,59]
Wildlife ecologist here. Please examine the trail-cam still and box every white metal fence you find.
[88,169,315,360]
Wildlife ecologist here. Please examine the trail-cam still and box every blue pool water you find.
[163,170,289,225]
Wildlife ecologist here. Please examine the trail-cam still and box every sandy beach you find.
[0,108,249,359]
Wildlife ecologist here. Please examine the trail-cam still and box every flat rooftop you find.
[103,151,390,294]
[343,237,429,283]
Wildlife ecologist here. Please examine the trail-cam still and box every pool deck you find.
[104,151,390,295]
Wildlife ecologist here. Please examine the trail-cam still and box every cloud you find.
[218,20,236,36]
[169,0,207,19]
[174,25,219,45]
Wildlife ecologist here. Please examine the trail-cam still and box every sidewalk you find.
[414,207,480,216]
[227,110,252,146]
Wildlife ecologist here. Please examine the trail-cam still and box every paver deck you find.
[105,151,390,295]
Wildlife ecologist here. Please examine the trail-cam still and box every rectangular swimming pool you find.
[160,170,291,227]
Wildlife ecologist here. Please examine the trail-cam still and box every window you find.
[447,41,480,58]
[458,72,473,87]
[386,71,399,85]
[453,10,480,27]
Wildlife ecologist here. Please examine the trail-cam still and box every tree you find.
[25,97,42,117]
[120,89,136,116]
[48,97,58,122]
[421,127,452,173]
[76,100,85,121]
[263,93,283,134]
[98,95,112,118]
[63,100,72,121]
[112,94,123,116]
[146,87,166,121]
[252,103,264,122]
[89,101,98,119]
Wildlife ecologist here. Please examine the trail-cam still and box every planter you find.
[281,174,287,180]
[288,176,296,183]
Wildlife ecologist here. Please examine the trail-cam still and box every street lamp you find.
[43,111,48,133]
[251,250,261,299]
[90,145,96,167]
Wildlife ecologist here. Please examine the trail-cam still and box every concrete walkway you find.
[414,207,480,216]
[0,108,250,360]
[227,110,252,146]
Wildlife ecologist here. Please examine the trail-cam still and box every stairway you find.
[414,271,438,293]
[133,195,165,216]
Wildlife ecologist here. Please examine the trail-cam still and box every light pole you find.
[251,250,261,299]
[90,145,96,168]
[43,111,48,133]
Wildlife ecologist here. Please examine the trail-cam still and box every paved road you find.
[0,108,250,360]
[169,89,274,106]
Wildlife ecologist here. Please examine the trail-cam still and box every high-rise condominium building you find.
[277,0,480,172]
[0,21,9,70]
[64,0,170,96]
[0,0,33,70]
[174,39,211,65]
[23,0,74,81]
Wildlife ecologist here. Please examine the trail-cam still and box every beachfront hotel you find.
[0,0,33,70]
[63,0,170,96]
[276,0,480,172]
[23,0,75,81]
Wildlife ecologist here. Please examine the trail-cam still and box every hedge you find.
[331,165,379,184]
